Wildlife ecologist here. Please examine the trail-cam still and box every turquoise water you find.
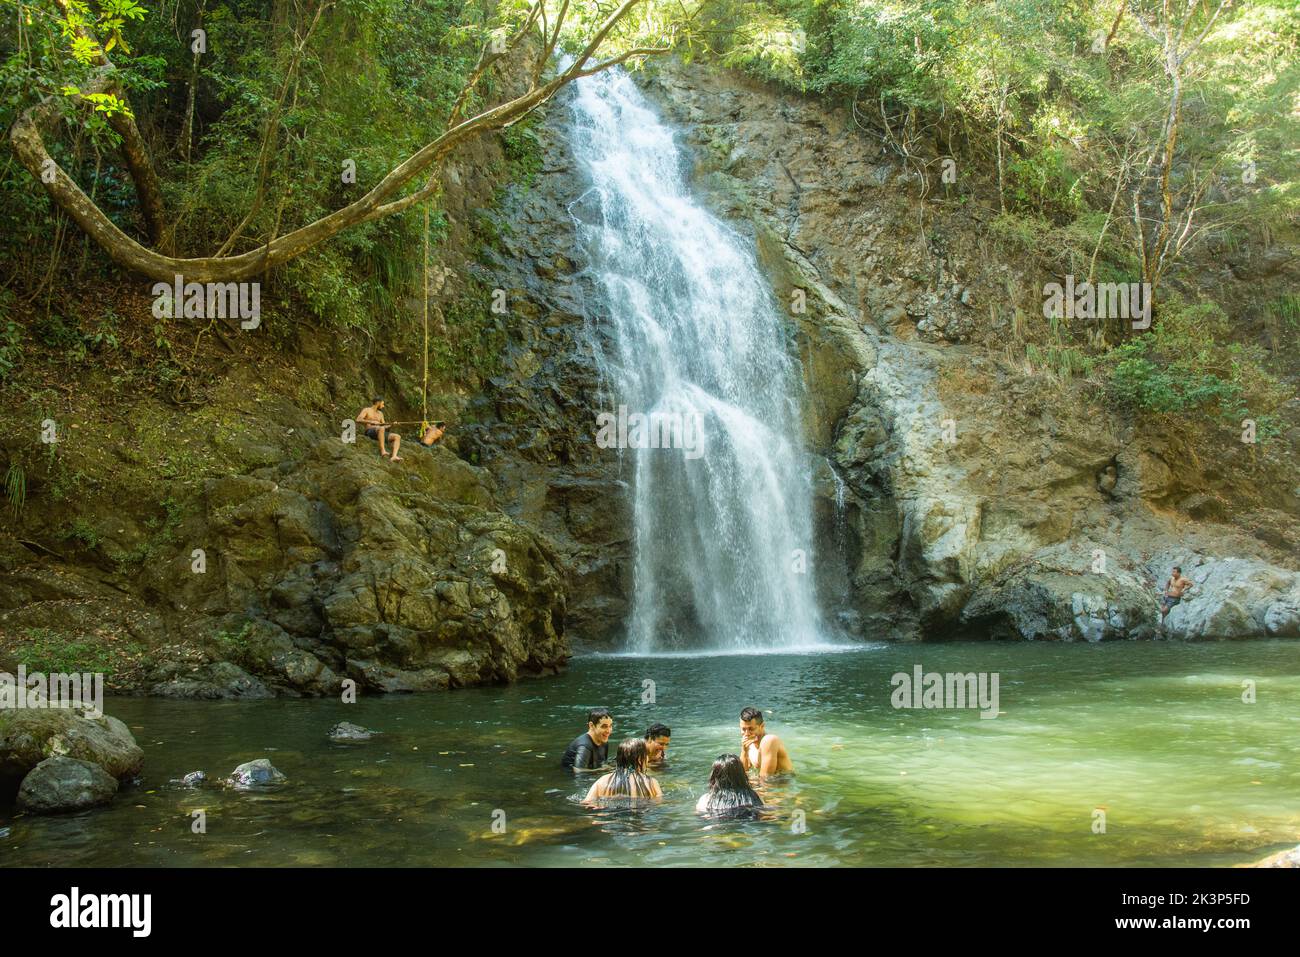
[2,640,1298,867]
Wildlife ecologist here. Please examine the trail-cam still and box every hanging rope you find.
[421,201,431,435]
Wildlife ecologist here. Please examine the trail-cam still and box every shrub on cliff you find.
[1105,297,1287,441]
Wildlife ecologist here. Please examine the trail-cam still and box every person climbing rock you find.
[1160,565,1195,621]
[356,397,402,462]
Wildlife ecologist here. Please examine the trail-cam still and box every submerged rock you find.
[227,758,287,789]
[16,756,118,814]
[179,771,207,787]
[328,722,375,742]
[1248,845,1300,867]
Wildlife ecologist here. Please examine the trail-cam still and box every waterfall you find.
[566,68,824,652]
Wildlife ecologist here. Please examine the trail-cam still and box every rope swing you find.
[349,203,444,433]
[421,201,431,436]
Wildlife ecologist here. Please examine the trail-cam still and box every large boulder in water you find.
[961,544,1158,641]
[16,756,118,814]
[0,706,144,796]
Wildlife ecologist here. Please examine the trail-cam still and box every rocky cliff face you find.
[455,104,634,647]
[4,58,1296,699]
[0,63,628,696]
[636,60,1300,643]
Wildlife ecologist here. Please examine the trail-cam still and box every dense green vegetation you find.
[1106,297,1289,440]
[694,1,1296,227]
[1,0,495,336]
[712,0,1295,437]
[0,1,1294,437]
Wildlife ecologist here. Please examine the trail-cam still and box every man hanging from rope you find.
[417,421,446,449]
[356,397,402,463]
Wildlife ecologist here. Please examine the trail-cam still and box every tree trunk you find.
[52,0,168,248]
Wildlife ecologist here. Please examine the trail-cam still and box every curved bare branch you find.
[10,1,666,284]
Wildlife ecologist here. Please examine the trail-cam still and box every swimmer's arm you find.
[758,736,780,776]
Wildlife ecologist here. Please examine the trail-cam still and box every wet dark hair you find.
[602,738,657,799]
[587,708,612,727]
[740,707,763,724]
[644,723,671,740]
[700,754,763,817]
[1173,566,1182,574]
[372,396,384,405]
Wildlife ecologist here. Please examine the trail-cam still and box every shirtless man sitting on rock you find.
[1161,565,1195,621]
[356,397,401,462]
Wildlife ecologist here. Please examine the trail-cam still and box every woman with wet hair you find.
[583,738,663,803]
[696,753,765,818]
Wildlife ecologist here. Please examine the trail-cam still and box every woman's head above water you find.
[615,737,649,773]
[698,753,764,817]
[583,737,659,802]
[708,753,750,792]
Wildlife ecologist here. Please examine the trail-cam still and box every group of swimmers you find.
[559,707,794,817]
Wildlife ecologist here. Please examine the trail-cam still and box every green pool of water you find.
[3,640,1297,867]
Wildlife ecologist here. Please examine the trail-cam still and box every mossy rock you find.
[0,706,144,787]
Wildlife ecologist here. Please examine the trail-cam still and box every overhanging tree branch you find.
[10,0,669,284]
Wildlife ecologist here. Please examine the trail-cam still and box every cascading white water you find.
[566,68,824,652]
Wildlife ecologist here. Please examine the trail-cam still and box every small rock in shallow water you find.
[227,759,287,789]
[328,722,375,742]
[180,771,206,787]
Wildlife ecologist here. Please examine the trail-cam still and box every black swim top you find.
[560,732,608,771]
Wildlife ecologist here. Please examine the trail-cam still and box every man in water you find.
[560,708,613,772]
[644,723,671,766]
[1161,565,1195,621]
[355,397,402,462]
[739,707,793,777]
